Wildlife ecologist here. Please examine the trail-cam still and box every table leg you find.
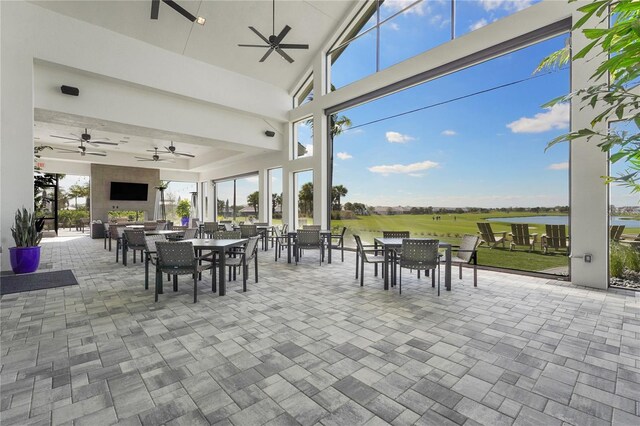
[327,235,332,264]
[218,248,226,296]
[445,246,452,291]
[287,234,292,264]
[123,240,128,266]
[144,253,149,290]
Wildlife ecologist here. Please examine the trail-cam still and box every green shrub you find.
[176,200,191,218]
[610,242,640,278]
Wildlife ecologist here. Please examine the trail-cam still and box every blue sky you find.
[330,0,574,208]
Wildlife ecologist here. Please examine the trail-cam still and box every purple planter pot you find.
[9,246,41,274]
[181,216,189,227]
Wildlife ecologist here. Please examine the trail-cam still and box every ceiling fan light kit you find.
[150,0,205,25]
[238,0,309,63]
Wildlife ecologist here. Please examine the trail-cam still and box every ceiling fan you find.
[238,0,309,63]
[155,141,195,158]
[136,148,175,163]
[50,128,119,147]
[55,141,107,157]
[150,0,205,25]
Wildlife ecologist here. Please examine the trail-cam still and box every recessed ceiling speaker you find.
[60,85,79,96]
[264,130,275,137]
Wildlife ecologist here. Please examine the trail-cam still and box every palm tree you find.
[68,184,84,210]
[332,185,348,211]
[298,182,314,217]
[247,191,259,216]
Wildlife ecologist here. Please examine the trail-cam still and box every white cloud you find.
[469,18,488,31]
[304,144,313,156]
[548,162,569,170]
[441,130,457,136]
[387,22,400,31]
[336,152,352,160]
[479,0,532,13]
[385,131,415,143]
[506,103,570,134]
[381,0,425,16]
[368,160,439,176]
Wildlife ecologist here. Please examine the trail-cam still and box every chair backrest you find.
[240,224,258,238]
[156,242,195,270]
[273,227,282,238]
[280,224,288,234]
[155,222,167,231]
[477,223,497,243]
[383,231,410,239]
[297,229,321,247]
[144,234,165,253]
[213,230,242,239]
[545,224,568,249]
[455,234,480,262]
[222,223,233,231]
[254,222,268,227]
[245,236,260,260]
[220,220,232,224]
[400,239,440,270]
[103,223,110,233]
[204,222,218,233]
[303,225,321,230]
[510,224,531,245]
[610,225,625,240]
[114,225,126,239]
[124,229,146,248]
[182,228,198,240]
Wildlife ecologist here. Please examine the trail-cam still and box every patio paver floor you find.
[1,232,639,425]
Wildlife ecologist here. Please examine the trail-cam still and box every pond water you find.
[486,215,640,228]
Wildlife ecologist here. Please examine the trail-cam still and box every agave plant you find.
[11,208,43,247]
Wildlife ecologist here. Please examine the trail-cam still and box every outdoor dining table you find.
[181,238,248,296]
[286,230,333,264]
[374,237,452,291]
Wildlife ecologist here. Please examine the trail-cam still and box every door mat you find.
[0,270,78,295]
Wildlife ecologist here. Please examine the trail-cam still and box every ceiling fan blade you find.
[135,157,154,161]
[174,152,195,158]
[238,44,270,48]
[151,0,160,19]
[279,44,309,49]
[87,152,107,157]
[162,0,196,22]
[50,135,79,141]
[249,26,270,44]
[55,148,80,153]
[259,47,275,62]
[89,141,119,146]
[276,48,294,63]
[274,25,291,45]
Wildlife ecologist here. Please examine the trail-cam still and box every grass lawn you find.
[332,212,576,273]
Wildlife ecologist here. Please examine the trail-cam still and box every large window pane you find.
[293,118,313,159]
[455,0,541,38]
[215,175,259,222]
[379,0,452,70]
[332,35,570,276]
[269,168,283,225]
[294,170,313,228]
[609,120,640,289]
[329,27,377,89]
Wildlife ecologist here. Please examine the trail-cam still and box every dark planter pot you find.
[9,246,41,274]
[181,216,189,227]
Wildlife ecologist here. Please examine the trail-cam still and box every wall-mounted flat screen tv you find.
[110,182,148,201]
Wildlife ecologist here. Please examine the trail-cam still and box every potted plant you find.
[9,207,43,274]
[176,199,191,227]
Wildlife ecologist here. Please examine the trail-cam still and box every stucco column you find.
[1,2,36,270]
[569,2,608,288]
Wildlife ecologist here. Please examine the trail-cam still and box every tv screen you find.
[110,182,148,201]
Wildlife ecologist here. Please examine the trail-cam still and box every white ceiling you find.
[29,0,358,173]
[31,0,359,92]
